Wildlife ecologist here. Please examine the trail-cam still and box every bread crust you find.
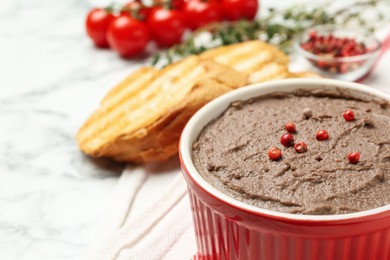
[77,58,246,163]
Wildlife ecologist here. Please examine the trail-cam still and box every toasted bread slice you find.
[201,40,292,84]
[202,41,320,83]
[200,40,289,74]
[77,56,246,163]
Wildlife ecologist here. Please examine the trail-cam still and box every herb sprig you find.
[152,0,388,68]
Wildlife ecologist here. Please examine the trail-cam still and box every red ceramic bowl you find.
[179,78,390,260]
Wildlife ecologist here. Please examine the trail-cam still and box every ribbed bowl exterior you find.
[183,169,390,260]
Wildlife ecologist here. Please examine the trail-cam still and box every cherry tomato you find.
[171,0,187,10]
[147,8,186,47]
[221,0,259,21]
[121,1,153,21]
[85,8,115,48]
[106,16,150,58]
[182,0,222,30]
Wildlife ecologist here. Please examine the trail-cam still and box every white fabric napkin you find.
[84,157,197,260]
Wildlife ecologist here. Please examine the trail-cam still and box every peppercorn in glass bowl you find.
[294,25,381,81]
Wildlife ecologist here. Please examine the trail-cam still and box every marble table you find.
[0,0,389,259]
[0,0,147,258]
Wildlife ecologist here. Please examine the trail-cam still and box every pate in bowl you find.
[179,78,390,260]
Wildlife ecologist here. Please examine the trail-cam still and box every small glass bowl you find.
[294,25,381,81]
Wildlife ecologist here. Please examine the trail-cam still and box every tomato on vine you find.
[171,0,187,10]
[85,8,115,48]
[121,1,154,21]
[182,0,222,30]
[147,8,186,47]
[221,0,259,21]
[106,15,150,57]
[86,0,261,59]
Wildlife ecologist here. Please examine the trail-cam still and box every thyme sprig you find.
[152,0,389,68]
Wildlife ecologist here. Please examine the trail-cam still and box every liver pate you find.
[192,89,390,215]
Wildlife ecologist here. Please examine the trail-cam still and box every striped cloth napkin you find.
[84,157,196,260]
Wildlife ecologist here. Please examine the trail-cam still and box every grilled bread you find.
[77,56,246,163]
[200,40,290,83]
[77,40,318,163]
[200,41,320,83]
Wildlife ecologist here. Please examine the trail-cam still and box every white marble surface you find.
[0,0,389,259]
[0,0,150,259]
